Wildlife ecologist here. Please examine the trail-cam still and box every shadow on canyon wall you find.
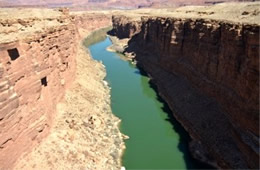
[136,66,215,169]
[108,13,260,168]
[107,29,216,168]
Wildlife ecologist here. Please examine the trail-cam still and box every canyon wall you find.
[0,9,111,169]
[0,9,77,169]
[111,15,141,39]
[72,12,111,38]
[111,8,259,169]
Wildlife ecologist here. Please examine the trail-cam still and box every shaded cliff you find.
[111,3,259,169]
[110,15,141,39]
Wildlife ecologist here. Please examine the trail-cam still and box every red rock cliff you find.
[111,6,259,169]
[0,9,78,169]
[0,8,111,169]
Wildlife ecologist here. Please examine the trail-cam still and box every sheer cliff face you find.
[111,16,141,39]
[0,12,78,169]
[138,17,259,134]
[112,15,259,168]
[0,9,111,169]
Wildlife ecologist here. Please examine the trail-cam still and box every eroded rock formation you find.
[0,10,77,169]
[111,3,259,169]
[0,8,115,169]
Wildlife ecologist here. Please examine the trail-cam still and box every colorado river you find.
[88,36,206,169]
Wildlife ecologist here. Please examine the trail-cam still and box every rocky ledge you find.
[110,2,259,169]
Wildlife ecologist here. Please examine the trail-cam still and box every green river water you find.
[87,36,207,170]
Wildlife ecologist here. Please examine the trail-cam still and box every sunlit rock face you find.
[0,7,113,169]
[0,9,78,169]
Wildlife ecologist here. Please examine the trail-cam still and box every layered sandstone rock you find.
[13,14,125,170]
[14,31,124,170]
[0,8,123,170]
[111,2,259,169]
[71,11,112,38]
[0,9,78,169]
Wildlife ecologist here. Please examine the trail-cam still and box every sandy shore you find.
[14,30,125,170]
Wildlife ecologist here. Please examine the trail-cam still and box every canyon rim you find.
[0,0,259,170]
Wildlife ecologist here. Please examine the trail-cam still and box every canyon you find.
[0,1,259,170]
[110,2,259,169]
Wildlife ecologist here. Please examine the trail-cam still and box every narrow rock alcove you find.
[7,48,20,61]
[41,77,47,87]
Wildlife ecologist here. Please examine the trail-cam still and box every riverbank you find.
[13,27,125,170]
[106,36,128,53]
